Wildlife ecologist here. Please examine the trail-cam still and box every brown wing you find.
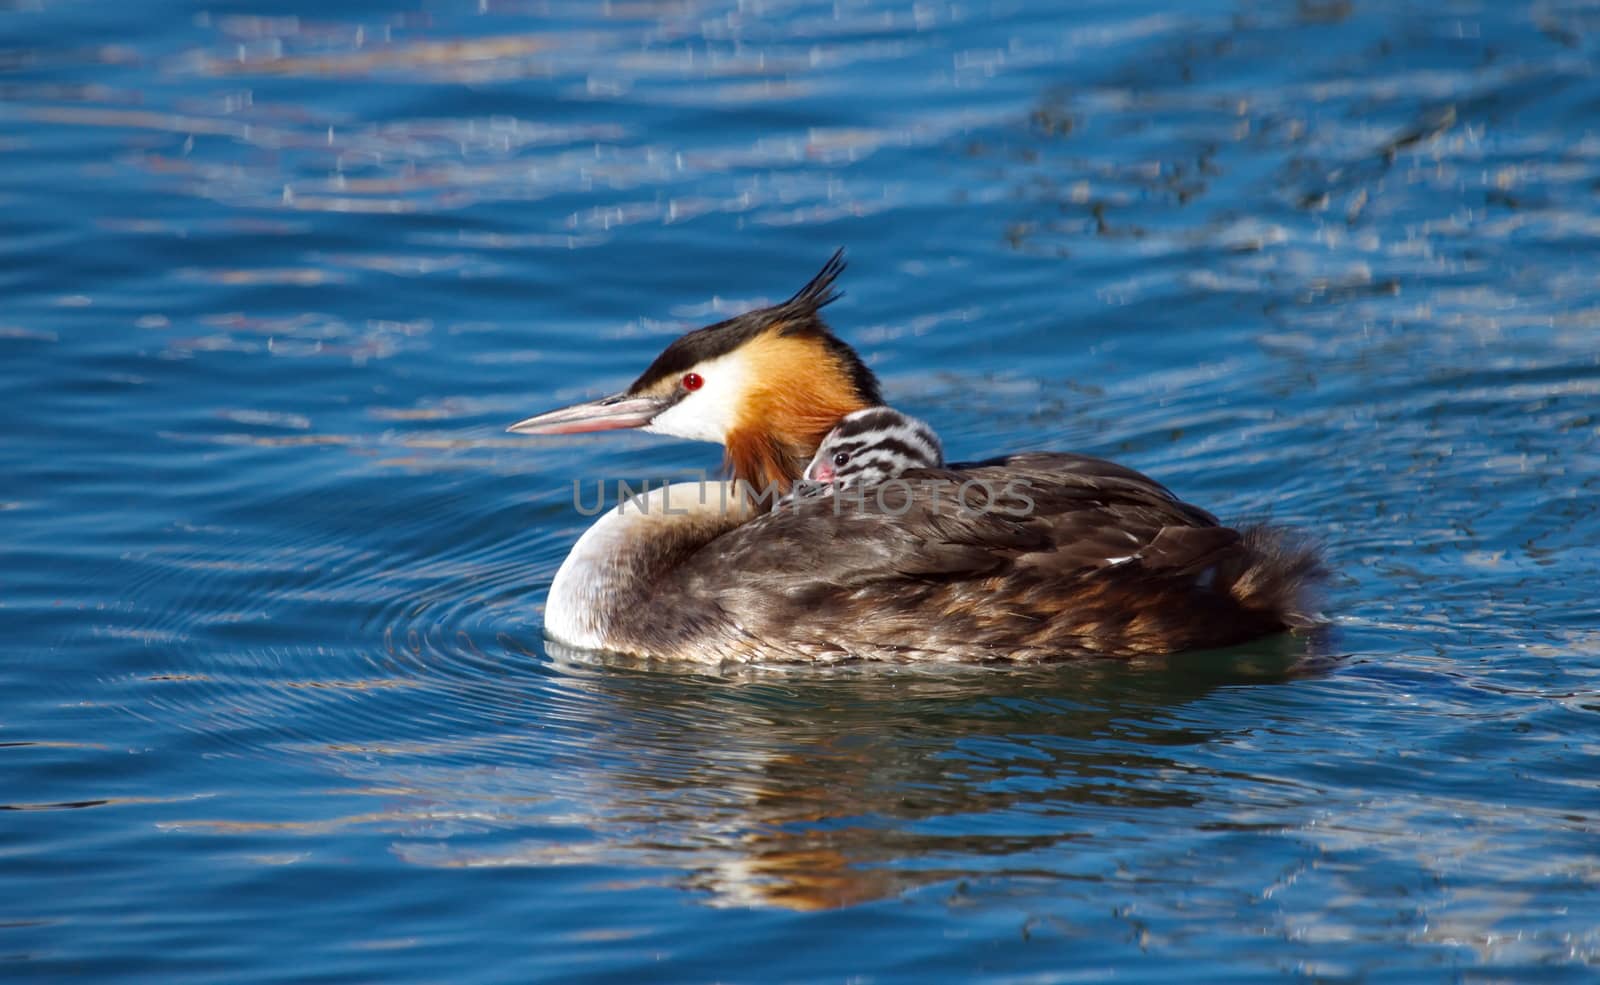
[647,453,1316,661]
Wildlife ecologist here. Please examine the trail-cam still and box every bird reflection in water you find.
[378,635,1326,911]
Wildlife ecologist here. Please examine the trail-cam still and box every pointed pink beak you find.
[506,392,668,435]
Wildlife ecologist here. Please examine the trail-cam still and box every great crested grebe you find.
[510,252,1323,663]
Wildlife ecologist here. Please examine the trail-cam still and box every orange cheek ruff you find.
[724,328,874,499]
[726,430,796,498]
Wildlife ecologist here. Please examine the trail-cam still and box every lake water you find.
[4,0,1599,979]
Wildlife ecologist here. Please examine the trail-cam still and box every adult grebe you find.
[509,253,1323,663]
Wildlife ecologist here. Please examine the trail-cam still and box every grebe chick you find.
[790,406,943,500]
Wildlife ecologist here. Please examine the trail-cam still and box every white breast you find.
[544,481,752,650]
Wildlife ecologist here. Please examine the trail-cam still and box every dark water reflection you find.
[452,643,1314,910]
[5,0,1600,979]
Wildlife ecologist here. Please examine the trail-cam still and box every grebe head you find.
[508,251,881,494]
[793,406,943,497]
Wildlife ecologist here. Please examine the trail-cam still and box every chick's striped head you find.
[796,406,943,496]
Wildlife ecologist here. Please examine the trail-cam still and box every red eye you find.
[681,372,703,391]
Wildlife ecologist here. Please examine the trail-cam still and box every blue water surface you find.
[4,0,1599,980]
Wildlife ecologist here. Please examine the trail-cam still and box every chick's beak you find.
[506,392,668,435]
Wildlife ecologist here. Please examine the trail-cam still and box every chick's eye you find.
[832,452,850,467]
[681,372,703,391]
